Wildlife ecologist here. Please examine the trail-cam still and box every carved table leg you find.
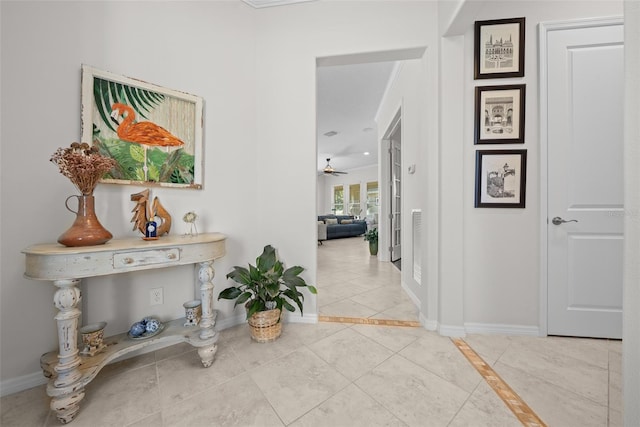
[197,260,218,367]
[49,279,85,423]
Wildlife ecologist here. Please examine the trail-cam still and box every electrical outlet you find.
[150,287,163,305]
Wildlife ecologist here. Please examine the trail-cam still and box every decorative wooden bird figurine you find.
[130,189,172,237]
[111,103,184,180]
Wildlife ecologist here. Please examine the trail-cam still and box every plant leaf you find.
[283,289,304,314]
[227,266,251,285]
[257,245,276,271]
[234,291,252,307]
[265,282,280,298]
[283,275,307,288]
[282,299,296,313]
[246,299,264,319]
[218,287,242,300]
[284,265,304,277]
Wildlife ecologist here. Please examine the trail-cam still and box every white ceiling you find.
[316,61,396,173]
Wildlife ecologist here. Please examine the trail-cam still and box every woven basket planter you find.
[247,308,282,343]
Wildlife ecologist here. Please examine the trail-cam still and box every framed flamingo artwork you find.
[80,65,204,189]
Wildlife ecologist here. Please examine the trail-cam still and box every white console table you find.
[22,233,226,424]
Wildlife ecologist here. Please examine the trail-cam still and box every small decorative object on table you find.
[145,220,158,240]
[130,189,172,240]
[183,211,198,236]
[51,142,117,247]
[183,300,202,326]
[79,322,107,357]
[127,316,164,339]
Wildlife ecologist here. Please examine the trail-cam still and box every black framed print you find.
[474,17,525,79]
[475,149,527,208]
[475,84,525,144]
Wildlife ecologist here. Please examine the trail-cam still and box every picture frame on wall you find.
[475,149,527,208]
[474,17,525,79]
[475,84,526,144]
[81,65,204,189]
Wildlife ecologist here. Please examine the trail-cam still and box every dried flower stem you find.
[50,142,116,195]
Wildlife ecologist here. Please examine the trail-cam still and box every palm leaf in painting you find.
[93,77,165,133]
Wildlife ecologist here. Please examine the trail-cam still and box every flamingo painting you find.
[110,103,184,181]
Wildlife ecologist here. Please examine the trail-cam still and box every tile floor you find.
[0,323,622,426]
[1,237,623,426]
[317,237,418,322]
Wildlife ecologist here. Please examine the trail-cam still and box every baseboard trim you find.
[419,321,540,337]
[464,322,540,336]
[215,311,319,330]
[400,280,421,309]
[421,314,437,331]
[215,313,246,331]
[283,312,318,324]
[438,324,466,337]
[0,371,47,398]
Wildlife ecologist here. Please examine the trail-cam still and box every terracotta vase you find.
[58,195,113,247]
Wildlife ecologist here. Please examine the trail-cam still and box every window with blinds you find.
[332,185,344,214]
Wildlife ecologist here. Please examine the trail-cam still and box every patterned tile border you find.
[318,315,421,327]
[452,338,547,427]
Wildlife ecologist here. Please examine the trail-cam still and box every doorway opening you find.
[383,109,402,266]
[315,48,424,324]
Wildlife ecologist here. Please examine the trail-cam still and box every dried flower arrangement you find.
[50,142,116,195]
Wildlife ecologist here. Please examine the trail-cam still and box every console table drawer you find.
[113,248,180,268]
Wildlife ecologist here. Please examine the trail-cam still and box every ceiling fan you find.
[323,158,348,176]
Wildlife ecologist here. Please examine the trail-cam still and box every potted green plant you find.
[364,227,378,255]
[218,245,317,342]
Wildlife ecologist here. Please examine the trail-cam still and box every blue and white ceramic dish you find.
[128,317,164,340]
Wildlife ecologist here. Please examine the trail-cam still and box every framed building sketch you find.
[81,65,204,189]
[475,84,526,144]
[475,149,527,208]
[474,17,525,79]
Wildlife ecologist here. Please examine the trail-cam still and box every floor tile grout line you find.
[451,338,547,427]
[350,380,409,427]
[446,378,484,427]
[495,346,611,409]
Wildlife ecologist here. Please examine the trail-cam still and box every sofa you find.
[318,215,367,240]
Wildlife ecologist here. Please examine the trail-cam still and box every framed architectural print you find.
[81,65,204,189]
[474,17,525,79]
[475,84,525,144]
[475,149,527,208]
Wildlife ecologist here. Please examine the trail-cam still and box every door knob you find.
[552,217,578,225]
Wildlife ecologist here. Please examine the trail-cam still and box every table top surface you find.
[23,232,226,256]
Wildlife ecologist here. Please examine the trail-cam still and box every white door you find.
[546,20,624,338]
[390,125,401,262]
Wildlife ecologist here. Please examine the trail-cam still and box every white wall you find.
[376,56,434,313]
[0,0,440,390]
[0,1,259,388]
[442,0,623,332]
[252,0,439,324]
